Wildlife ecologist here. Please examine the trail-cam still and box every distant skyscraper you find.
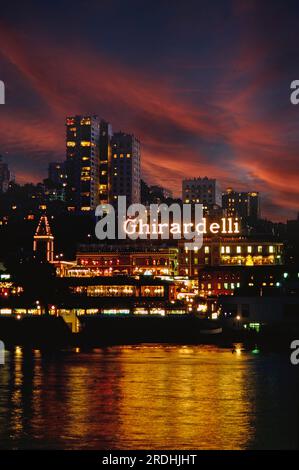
[65,115,100,212]
[0,155,10,193]
[182,177,221,206]
[110,132,141,207]
[99,120,113,205]
[48,162,67,187]
[222,188,261,219]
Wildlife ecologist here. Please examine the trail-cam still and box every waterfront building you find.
[222,187,261,220]
[182,177,221,206]
[219,292,299,329]
[67,244,178,277]
[198,265,289,297]
[178,236,284,277]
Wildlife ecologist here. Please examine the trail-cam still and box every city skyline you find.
[1,1,299,222]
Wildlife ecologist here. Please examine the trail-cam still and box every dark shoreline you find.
[0,314,297,350]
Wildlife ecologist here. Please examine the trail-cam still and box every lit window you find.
[126,153,131,158]
[258,246,262,253]
[204,246,210,254]
[236,246,241,254]
[67,141,76,147]
[81,141,91,147]
[221,247,225,254]
[247,246,252,253]
[80,118,91,125]
[225,246,230,254]
[269,246,274,253]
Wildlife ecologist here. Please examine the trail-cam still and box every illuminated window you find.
[126,153,131,158]
[207,283,212,289]
[236,246,241,254]
[258,245,262,253]
[224,283,228,289]
[80,118,91,125]
[120,154,124,158]
[217,283,221,289]
[247,246,252,253]
[269,246,274,253]
[81,207,91,211]
[204,246,210,254]
[221,246,225,254]
[81,141,91,147]
[113,154,117,158]
[225,246,230,254]
[67,141,76,147]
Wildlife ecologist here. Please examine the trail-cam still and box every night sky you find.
[1,0,299,221]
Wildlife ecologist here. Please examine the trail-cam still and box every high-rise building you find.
[222,188,261,219]
[65,115,100,212]
[48,162,67,187]
[182,177,222,208]
[110,132,141,207]
[0,155,10,193]
[99,120,113,205]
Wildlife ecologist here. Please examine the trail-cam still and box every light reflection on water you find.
[0,345,298,449]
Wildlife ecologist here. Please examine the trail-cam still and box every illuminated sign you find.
[123,217,240,237]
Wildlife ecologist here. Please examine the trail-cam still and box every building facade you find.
[222,188,260,219]
[60,245,179,277]
[178,236,284,277]
[182,177,221,206]
[65,115,100,212]
[99,120,113,205]
[110,132,141,207]
[0,156,10,193]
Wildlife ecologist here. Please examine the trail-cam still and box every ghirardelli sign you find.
[0,81,5,104]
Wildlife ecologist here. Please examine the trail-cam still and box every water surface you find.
[0,345,298,449]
